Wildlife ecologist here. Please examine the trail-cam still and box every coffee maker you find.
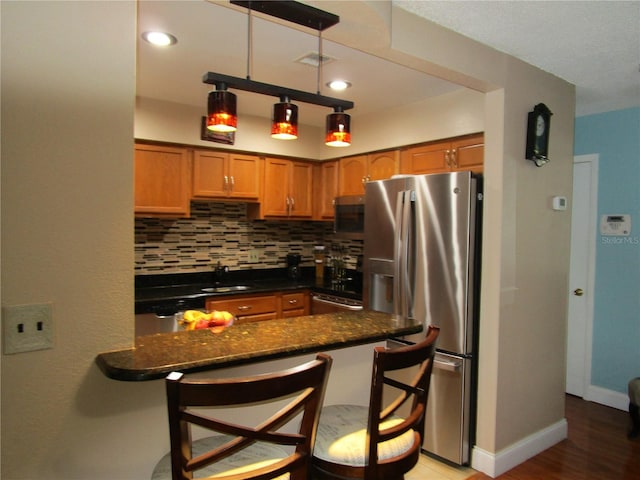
[286,254,301,280]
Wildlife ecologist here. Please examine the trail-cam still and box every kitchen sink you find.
[201,285,252,293]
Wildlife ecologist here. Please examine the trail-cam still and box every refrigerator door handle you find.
[393,191,404,317]
[393,190,413,318]
[434,357,463,372]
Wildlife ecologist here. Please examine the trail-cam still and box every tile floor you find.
[406,453,475,480]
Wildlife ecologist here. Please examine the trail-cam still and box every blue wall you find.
[574,107,640,394]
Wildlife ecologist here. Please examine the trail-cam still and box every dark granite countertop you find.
[96,311,421,381]
[135,268,362,315]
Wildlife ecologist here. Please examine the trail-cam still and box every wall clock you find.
[525,103,553,167]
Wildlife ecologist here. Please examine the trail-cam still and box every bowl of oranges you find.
[179,310,235,333]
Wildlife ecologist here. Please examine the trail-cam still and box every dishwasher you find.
[310,292,363,314]
[135,297,205,337]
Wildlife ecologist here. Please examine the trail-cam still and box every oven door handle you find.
[311,295,364,311]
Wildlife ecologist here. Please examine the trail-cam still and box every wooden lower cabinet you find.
[281,292,309,318]
[206,294,278,324]
[205,290,310,323]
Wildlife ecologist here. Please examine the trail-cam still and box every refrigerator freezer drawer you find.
[423,352,472,465]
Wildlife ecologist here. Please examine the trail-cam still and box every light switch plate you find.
[2,303,53,354]
[248,250,260,263]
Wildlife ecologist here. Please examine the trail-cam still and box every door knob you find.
[573,288,584,296]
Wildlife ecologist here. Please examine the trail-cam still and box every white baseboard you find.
[584,385,628,411]
[470,419,568,478]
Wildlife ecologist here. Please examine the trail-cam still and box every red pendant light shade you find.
[207,86,237,133]
[325,107,351,147]
[271,96,298,140]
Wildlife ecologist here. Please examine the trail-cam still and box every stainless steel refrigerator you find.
[363,171,482,465]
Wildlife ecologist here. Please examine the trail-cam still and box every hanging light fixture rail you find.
[205,0,353,145]
[202,72,354,111]
[230,0,339,31]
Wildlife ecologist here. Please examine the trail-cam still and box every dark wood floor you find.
[467,394,639,479]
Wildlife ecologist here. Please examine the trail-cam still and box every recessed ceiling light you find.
[327,80,351,91]
[141,31,177,47]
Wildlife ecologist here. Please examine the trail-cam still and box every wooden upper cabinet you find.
[400,133,484,175]
[451,135,484,172]
[262,158,313,218]
[192,150,261,200]
[338,155,367,196]
[134,143,191,217]
[399,142,449,175]
[368,151,399,181]
[339,151,399,196]
[314,160,339,220]
[289,161,313,217]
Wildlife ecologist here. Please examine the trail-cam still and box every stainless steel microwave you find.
[334,195,365,239]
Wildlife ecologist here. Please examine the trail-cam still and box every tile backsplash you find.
[135,201,363,274]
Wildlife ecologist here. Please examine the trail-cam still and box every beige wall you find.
[135,96,324,160]
[136,87,485,160]
[1,1,574,478]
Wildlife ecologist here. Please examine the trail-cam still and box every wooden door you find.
[316,161,338,219]
[228,153,261,199]
[192,150,228,198]
[339,155,367,196]
[452,134,484,172]
[262,158,290,216]
[368,150,398,181]
[134,144,191,217]
[289,161,313,217]
[399,141,450,174]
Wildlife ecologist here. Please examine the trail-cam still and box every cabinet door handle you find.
[288,299,298,305]
[224,175,229,191]
[229,176,235,192]
[445,150,451,167]
[237,305,252,311]
[451,149,457,168]
[361,176,366,185]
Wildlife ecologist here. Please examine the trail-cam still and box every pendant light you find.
[207,83,237,132]
[271,95,298,140]
[325,106,351,147]
[203,2,354,145]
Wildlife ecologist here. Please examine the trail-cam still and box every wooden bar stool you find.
[152,353,332,480]
[312,326,439,479]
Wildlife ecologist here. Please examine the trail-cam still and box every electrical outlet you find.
[2,303,53,354]
[248,249,260,263]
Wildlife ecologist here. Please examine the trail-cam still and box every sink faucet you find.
[214,261,229,282]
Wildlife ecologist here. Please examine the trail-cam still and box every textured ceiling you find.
[395,0,640,116]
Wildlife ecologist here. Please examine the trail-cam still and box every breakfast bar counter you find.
[96,311,421,381]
